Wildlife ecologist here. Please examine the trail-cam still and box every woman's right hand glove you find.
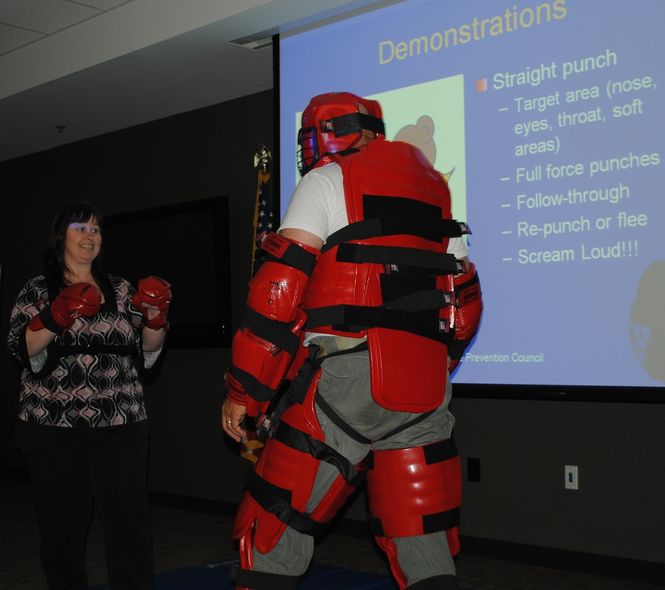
[28,283,102,333]
[131,275,172,330]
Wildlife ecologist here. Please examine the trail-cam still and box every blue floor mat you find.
[92,560,397,589]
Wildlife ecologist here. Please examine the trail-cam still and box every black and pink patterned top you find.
[7,274,160,428]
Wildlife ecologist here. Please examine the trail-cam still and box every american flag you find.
[252,145,274,275]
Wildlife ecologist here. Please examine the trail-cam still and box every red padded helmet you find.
[297,92,385,176]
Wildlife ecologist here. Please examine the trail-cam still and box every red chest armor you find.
[303,140,465,412]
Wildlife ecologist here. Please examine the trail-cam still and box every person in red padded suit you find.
[222,92,482,590]
[8,201,171,590]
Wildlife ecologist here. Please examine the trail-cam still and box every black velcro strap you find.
[383,289,452,312]
[322,218,383,252]
[233,566,300,590]
[368,507,460,537]
[363,194,440,219]
[274,423,366,486]
[337,243,459,275]
[281,345,321,405]
[375,410,436,443]
[305,304,450,344]
[423,438,458,464]
[422,507,460,533]
[58,344,135,357]
[246,471,327,536]
[241,308,299,355]
[456,267,481,294]
[368,516,385,537]
[260,233,318,276]
[316,339,369,362]
[38,308,66,335]
[228,366,278,402]
[447,339,467,362]
[315,394,372,445]
[257,347,322,440]
[323,217,468,253]
[323,112,385,138]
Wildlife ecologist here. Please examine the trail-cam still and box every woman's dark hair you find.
[44,201,105,286]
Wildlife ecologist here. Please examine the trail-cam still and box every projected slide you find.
[280,0,665,389]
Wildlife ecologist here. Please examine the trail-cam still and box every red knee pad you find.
[366,439,461,547]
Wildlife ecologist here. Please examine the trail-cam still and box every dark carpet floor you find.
[1,478,662,590]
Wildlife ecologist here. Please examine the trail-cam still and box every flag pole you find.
[241,145,272,465]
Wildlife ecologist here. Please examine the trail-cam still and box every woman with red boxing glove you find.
[7,201,171,590]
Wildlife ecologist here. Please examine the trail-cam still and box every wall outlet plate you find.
[564,464,579,490]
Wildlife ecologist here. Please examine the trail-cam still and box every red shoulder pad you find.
[228,235,318,415]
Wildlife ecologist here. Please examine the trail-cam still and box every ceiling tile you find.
[0,0,100,34]
[70,0,133,9]
[0,22,44,54]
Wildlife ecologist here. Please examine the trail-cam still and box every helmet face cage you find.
[297,126,319,177]
[297,92,385,176]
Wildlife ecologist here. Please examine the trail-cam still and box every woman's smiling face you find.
[64,216,102,267]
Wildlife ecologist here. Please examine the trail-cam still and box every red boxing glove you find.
[28,283,102,333]
[448,262,483,372]
[453,262,483,342]
[132,275,172,330]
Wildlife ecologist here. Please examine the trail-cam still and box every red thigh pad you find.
[366,439,461,543]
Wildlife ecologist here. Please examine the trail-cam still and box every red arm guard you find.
[449,262,483,372]
[28,282,102,334]
[131,275,172,330]
[226,233,319,417]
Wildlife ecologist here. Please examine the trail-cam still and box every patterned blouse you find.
[7,274,160,428]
